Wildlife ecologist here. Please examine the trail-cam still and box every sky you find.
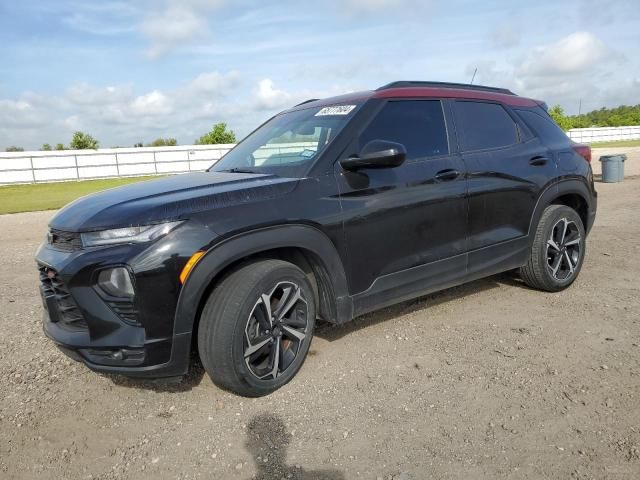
[0,0,639,150]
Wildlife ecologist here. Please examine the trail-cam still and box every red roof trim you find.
[373,87,539,107]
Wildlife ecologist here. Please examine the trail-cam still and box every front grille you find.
[48,229,82,252]
[38,265,87,331]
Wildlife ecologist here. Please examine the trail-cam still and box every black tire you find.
[520,204,586,292]
[197,260,316,397]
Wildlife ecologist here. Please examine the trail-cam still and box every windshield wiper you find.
[221,168,259,174]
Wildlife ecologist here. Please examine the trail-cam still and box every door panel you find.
[336,99,468,295]
[337,156,467,295]
[464,138,555,250]
[451,100,556,251]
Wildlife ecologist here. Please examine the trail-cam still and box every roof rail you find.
[377,81,515,96]
[294,98,320,106]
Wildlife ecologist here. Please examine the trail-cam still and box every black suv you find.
[36,81,597,396]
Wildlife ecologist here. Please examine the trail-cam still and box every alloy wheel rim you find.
[243,281,309,380]
[546,217,582,281]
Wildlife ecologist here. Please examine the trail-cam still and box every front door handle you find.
[529,156,549,166]
[434,169,461,181]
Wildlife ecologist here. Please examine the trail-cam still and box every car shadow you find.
[244,412,345,480]
[103,353,206,393]
[315,271,521,342]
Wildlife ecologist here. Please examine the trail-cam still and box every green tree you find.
[42,143,52,151]
[146,137,177,147]
[55,143,65,150]
[553,103,640,129]
[195,123,236,145]
[69,131,99,150]
[5,146,24,152]
[548,105,572,131]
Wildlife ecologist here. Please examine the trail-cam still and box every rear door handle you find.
[434,169,461,181]
[529,156,549,166]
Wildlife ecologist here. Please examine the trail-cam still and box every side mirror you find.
[340,140,407,171]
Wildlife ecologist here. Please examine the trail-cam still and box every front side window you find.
[359,100,449,160]
[211,104,360,178]
[452,101,518,151]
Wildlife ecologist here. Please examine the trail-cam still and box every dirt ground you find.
[1,178,639,480]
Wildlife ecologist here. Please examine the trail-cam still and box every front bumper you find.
[43,314,192,378]
[36,237,192,378]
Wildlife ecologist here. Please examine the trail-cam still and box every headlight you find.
[81,221,182,247]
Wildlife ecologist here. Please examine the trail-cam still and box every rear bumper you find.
[587,191,597,235]
[587,209,597,235]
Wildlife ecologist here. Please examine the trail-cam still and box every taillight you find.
[573,143,591,163]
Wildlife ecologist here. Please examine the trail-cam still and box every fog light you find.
[98,267,134,298]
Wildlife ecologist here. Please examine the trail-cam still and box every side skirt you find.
[350,236,529,319]
[466,236,529,284]
[352,254,467,318]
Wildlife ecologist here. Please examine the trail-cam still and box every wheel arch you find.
[173,224,353,341]
[528,179,594,242]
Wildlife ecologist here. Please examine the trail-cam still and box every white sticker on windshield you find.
[315,105,356,116]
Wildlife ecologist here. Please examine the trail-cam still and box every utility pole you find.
[578,98,582,116]
[470,68,477,85]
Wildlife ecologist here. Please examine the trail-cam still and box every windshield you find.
[210,104,360,178]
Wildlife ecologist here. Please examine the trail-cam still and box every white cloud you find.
[465,31,634,115]
[516,32,611,78]
[0,71,361,149]
[140,0,225,58]
[187,71,241,94]
[254,79,296,110]
[64,115,81,130]
[0,99,47,129]
[130,90,173,116]
[64,83,133,106]
[0,70,256,149]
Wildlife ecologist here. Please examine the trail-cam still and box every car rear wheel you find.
[520,204,586,292]
[197,260,315,397]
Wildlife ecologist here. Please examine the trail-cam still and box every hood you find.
[50,172,298,232]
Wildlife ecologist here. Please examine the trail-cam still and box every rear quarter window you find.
[517,109,571,145]
[452,101,518,151]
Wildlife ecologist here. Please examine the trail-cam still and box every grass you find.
[0,176,161,215]
[588,139,640,148]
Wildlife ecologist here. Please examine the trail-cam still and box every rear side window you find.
[517,109,571,145]
[452,101,518,151]
[359,100,449,160]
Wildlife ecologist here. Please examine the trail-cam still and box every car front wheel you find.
[197,259,316,397]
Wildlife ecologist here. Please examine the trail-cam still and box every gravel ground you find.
[1,178,639,480]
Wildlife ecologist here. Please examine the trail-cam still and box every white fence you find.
[0,142,323,185]
[0,144,234,185]
[568,126,640,143]
[4,126,638,185]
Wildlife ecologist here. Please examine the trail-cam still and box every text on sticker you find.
[315,105,356,116]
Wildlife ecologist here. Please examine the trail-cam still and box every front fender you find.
[173,224,351,338]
